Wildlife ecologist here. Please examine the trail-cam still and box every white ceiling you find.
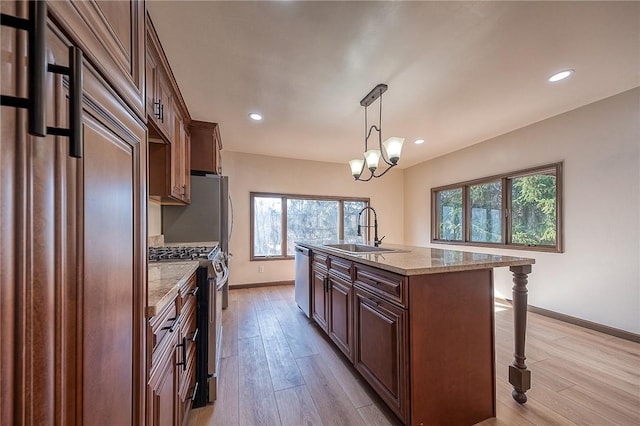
[147,1,640,169]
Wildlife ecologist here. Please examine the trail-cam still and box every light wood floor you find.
[188,285,640,426]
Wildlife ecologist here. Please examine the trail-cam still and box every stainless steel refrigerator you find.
[163,173,231,306]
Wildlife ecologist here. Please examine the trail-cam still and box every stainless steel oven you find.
[194,247,228,407]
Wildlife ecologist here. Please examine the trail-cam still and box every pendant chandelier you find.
[349,83,404,181]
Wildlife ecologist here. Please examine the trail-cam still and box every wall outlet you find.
[258,265,264,273]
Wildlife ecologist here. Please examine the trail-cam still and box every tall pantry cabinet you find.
[1,1,147,424]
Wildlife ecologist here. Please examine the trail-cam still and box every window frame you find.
[431,162,563,253]
[250,192,370,260]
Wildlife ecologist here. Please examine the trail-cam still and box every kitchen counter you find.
[147,260,200,317]
[297,241,535,275]
[146,240,219,317]
[297,240,535,408]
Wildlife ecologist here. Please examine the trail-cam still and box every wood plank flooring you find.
[188,285,640,426]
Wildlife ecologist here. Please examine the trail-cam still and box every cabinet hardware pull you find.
[161,316,178,332]
[188,287,198,297]
[47,46,83,158]
[154,100,162,119]
[1,0,47,136]
[190,382,199,401]
[1,3,83,158]
[160,102,164,122]
[175,336,187,370]
[189,328,198,342]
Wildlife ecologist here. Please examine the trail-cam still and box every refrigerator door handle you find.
[228,194,234,242]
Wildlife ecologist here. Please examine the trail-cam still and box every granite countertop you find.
[297,241,535,276]
[146,240,219,317]
[147,260,200,317]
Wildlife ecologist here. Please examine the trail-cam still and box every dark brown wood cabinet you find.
[1,1,146,424]
[148,107,190,204]
[328,274,353,361]
[148,300,180,426]
[147,272,198,426]
[146,13,191,205]
[312,267,329,332]
[177,274,198,426]
[308,250,496,426]
[189,120,223,174]
[311,255,354,360]
[146,18,173,141]
[50,0,146,117]
[354,286,408,422]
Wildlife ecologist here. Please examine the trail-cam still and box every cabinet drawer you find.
[354,264,407,308]
[312,251,328,270]
[329,256,353,281]
[180,301,198,355]
[149,298,178,353]
[179,272,198,310]
[178,341,197,401]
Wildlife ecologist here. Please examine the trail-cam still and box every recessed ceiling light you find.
[414,139,425,145]
[248,113,263,121]
[548,69,574,82]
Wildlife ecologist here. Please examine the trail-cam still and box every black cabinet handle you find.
[160,102,164,122]
[188,286,198,297]
[68,46,83,158]
[154,100,162,119]
[1,0,47,136]
[29,0,47,136]
[47,46,83,158]
[161,317,178,332]
[176,336,187,371]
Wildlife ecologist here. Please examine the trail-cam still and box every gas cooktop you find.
[148,245,216,262]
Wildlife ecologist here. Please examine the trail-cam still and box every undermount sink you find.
[324,243,402,254]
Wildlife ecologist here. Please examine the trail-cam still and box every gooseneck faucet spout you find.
[357,206,385,247]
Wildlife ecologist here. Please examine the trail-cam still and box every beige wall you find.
[404,88,640,334]
[223,151,404,286]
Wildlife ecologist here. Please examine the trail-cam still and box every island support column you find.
[509,265,532,403]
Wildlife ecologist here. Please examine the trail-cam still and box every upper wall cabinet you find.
[146,12,192,204]
[190,121,223,175]
[48,0,146,119]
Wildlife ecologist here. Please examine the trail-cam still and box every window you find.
[431,163,563,252]
[437,188,463,241]
[251,193,369,259]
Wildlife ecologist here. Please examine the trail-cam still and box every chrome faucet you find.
[357,206,385,247]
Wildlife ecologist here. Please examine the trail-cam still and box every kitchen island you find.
[297,241,534,425]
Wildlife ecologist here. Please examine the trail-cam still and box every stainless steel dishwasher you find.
[294,245,311,317]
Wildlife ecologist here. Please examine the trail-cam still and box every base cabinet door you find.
[311,268,328,332]
[354,286,408,422]
[328,274,353,361]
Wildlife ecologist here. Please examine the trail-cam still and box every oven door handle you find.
[216,265,229,291]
